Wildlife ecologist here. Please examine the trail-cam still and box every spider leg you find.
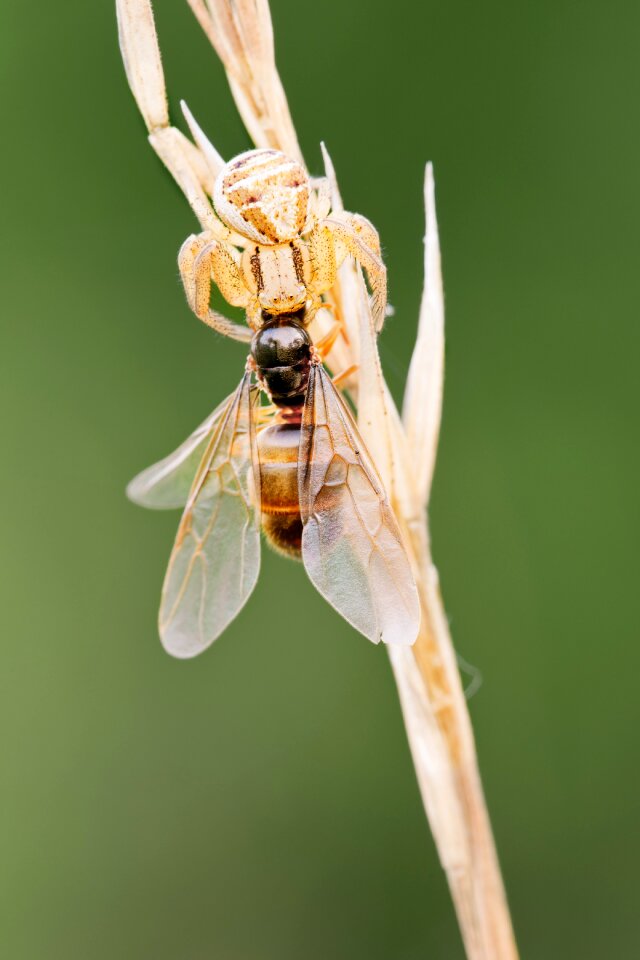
[195,242,251,309]
[307,224,337,299]
[320,213,387,332]
[178,234,253,342]
[348,212,382,256]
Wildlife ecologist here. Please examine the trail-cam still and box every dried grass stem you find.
[116,2,519,955]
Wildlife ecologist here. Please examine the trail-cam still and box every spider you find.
[178,148,387,343]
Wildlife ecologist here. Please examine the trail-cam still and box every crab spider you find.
[178,148,387,342]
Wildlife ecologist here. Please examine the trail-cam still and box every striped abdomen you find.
[257,418,302,558]
[213,148,310,245]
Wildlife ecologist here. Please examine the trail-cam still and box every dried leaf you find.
[116,0,168,132]
[320,143,361,367]
[148,127,218,232]
[293,142,357,382]
[181,100,226,183]
[402,162,445,507]
[187,0,302,160]
[388,643,468,869]
[354,272,395,495]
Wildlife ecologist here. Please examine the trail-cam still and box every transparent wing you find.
[299,364,420,645]
[159,374,261,657]
[126,393,233,509]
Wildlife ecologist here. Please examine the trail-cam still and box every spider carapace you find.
[128,149,420,656]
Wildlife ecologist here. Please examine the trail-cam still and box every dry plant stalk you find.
[116,1,519,956]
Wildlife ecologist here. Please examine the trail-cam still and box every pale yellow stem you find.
[115,1,521,955]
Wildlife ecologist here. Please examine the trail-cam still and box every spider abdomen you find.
[214,148,310,245]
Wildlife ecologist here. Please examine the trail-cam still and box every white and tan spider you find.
[178,148,387,342]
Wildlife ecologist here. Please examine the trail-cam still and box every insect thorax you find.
[251,319,312,407]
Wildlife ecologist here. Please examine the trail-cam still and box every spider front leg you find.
[178,233,253,343]
[320,213,387,332]
[306,224,338,314]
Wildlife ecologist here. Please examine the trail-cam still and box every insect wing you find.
[126,394,234,510]
[299,365,420,645]
[159,374,261,657]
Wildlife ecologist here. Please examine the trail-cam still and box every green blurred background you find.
[1,1,638,957]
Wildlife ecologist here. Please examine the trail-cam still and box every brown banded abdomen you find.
[257,420,302,558]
